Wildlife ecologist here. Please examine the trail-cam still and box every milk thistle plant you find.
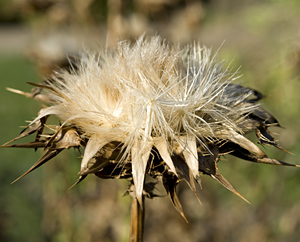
[2,36,298,241]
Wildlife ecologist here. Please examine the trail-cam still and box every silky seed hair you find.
[3,36,298,217]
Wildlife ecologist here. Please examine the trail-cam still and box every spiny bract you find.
[3,36,298,218]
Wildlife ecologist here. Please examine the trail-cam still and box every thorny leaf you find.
[2,123,83,184]
[162,173,188,222]
[223,84,264,103]
[80,157,114,176]
[218,140,299,167]
[143,182,161,199]
[238,118,261,132]
[215,130,267,158]
[26,81,74,104]
[1,141,46,149]
[172,155,201,204]
[68,175,87,189]
[256,125,290,153]
[198,145,219,175]
[3,116,48,146]
[11,149,63,184]
[48,127,82,149]
[249,106,280,126]
[198,144,249,203]
[7,81,55,103]
[211,167,250,203]
[94,162,132,179]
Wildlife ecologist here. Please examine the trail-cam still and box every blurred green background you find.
[0,0,300,241]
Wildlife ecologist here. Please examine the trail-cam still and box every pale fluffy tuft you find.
[33,36,256,202]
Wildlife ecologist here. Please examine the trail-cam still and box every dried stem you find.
[129,185,145,242]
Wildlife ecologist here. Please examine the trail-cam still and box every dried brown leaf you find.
[1,141,46,149]
[211,168,250,203]
[2,116,47,146]
[256,125,290,153]
[68,175,87,189]
[11,149,63,184]
[162,174,187,222]
[197,145,249,203]
[219,140,299,167]
[215,130,267,158]
[50,127,82,149]
[249,106,280,126]
[172,154,201,203]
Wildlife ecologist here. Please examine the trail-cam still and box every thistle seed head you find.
[2,36,298,217]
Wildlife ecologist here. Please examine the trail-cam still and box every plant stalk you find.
[129,191,145,242]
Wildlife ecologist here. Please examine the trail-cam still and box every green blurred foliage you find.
[0,0,300,241]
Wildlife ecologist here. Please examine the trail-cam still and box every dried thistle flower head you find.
[2,36,298,218]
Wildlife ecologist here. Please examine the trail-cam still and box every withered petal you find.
[179,135,199,180]
[153,137,177,176]
[80,134,114,173]
[131,141,152,206]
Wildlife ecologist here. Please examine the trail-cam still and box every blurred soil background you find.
[0,0,300,241]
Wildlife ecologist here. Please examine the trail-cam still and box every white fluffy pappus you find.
[7,35,297,212]
[29,36,260,203]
